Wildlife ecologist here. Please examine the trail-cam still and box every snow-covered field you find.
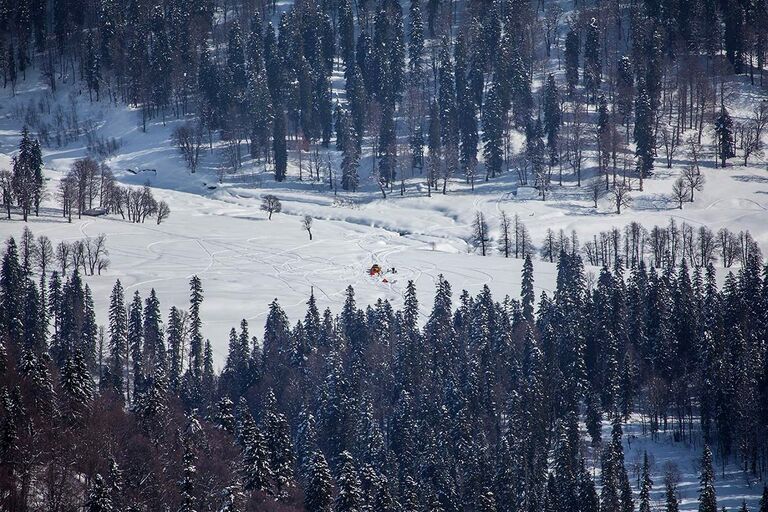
[2,72,768,363]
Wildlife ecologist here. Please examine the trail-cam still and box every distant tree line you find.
[57,156,171,224]
[1,131,172,225]
[1,229,768,510]
[473,213,762,271]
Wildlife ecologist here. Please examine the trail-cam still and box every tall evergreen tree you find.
[240,408,272,493]
[127,290,144,398]
[85,474,113,512]
[634,80,654,188]
[564,29,579,95]
[699,445,717,512]
[167,306,184,391]
[305,450,333,512]
[639,452,653,512]
[408,0,425,81]
[482,80,504,180]
[522,255,535,321]
[273,109,288,181]
[714,106,735,168]
[189,275,204,378]
[583,19,601,100]
[108,280,127,396]
[335,451,363,512]
[542,74,561,169]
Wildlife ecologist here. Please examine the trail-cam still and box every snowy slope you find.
[2,71,768,361]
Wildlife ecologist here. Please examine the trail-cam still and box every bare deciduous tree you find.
[261,195,282,220]
[71,240,86,273]
[472,211,490,256]
[543,5,563,57]
[565,100,587,187]
[513,214,534,258]
[69,157,100,217]
[589,178,603,208]
[717,227,739,267]
[497,210,512,258]
[0,170,13,219]
[535,167,551,200]
[739,123,760,165]
[687,135,702,174]
[57,173,77,222]
[173,123,204,173]
[156,201,171,225]
[511,154,530,186]
[121,183,159,223]
[98,163,115,208]
[35,235,54,276]
[671,177,689,209]
[97,257,110,275]
[610,183,632,214]
[56,241,71,275]
[84,233,109,275]
[682,165,705,202]
[750,101,768,152]
[302,215,314,240]
[659,124,680,168]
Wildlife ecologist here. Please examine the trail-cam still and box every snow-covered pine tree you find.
[261,390,294,496]
[583,19,601,100]
[458,82,478,188]
[166,306,183,391]
[542,74,561,169]
[239,407,272,494]
[665,475,680,512]
[639,452,653,512]
[564,29,579,96]
[521,255,535,321]
[699,445,717,512]
[108,280,127,396]
[482,80,504,180]
[634,80,654,189]
[61,347,94,420]
[714,106,735,168]
[127,290,144,398]
[305,450,333,512]
[335,451,363,512]
[340,109,360,192]
[85,474,113,512]
[179,434,198,512]
[408,0,424,81]
[616,57,634,125]
[11,129,44,221]
[273,109,288,182]
[142,288,162,376]
[188,276,204,378]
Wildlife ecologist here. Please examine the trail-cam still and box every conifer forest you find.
[3,0,768,508]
